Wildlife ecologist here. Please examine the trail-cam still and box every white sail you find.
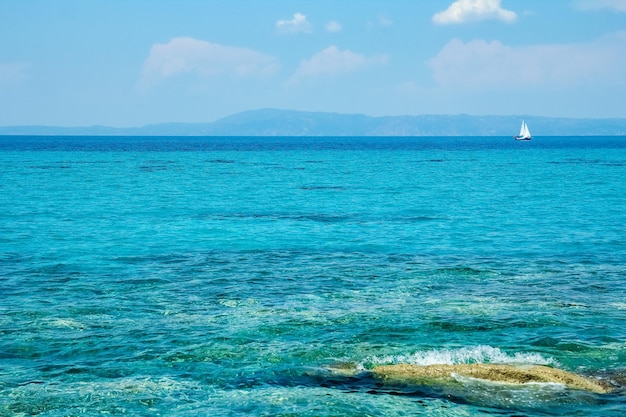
[515,120,532,140]
[523,122,531,138]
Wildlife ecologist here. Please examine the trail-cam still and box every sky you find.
[1,0,626,127]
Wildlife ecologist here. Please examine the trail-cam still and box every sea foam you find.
[362,345,557,369]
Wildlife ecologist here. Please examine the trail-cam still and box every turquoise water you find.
[1,136,625,416]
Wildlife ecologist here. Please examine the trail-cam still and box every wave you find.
[361,345,557,369]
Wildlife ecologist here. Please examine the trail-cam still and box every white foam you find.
[364,345,557,368]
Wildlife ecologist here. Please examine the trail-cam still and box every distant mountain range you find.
[2,109,626,136]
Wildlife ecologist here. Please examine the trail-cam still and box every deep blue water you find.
[2,135,626,151]
[1,136,625,416]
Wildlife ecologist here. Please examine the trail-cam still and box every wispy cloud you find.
[433,0,517,25]
[325,21,342,33]
[290,46,388,83]
[139,37,279,88]
[377,15,394,27]
[428,31,626,89]
[0,62,28,86]
[574,0,626,12]
[276,13,312,34]
[368,15,394,30]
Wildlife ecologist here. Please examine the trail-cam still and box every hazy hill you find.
[1,109,625,136]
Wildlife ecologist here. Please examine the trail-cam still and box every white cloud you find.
[276,12,312,34]
[140,37,279,87]
[433,0,517,24]
[574,0,626,12]
[428,31,626,89]
[290,46,388,82]
[325,21,342,33]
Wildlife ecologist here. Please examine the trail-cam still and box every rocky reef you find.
[372,363,612,394]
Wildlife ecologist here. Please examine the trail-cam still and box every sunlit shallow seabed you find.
[1,136,625,416]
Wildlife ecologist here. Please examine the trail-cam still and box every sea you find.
[1,135,625,416]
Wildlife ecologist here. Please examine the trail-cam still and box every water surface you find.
[1,136,625,416]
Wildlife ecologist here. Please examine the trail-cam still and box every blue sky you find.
[1,0,625,127]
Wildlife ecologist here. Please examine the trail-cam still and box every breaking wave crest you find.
[362,345,557,369]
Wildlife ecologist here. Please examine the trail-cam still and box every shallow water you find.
[1,136,625,416]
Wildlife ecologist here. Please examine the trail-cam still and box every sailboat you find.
[514,120,532,141]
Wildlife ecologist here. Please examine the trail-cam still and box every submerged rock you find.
[324,361,362,377]
[372,364,611,394]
